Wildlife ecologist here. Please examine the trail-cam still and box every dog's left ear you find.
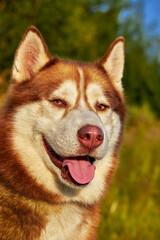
[99,37,125,92]
[12,26,51,83]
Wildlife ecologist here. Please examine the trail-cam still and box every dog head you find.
[5,27,125,204]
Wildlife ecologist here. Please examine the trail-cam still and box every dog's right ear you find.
[12,26,51,83]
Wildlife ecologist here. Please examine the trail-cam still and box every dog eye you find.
[49,99,66,107]
[96,103,109,111]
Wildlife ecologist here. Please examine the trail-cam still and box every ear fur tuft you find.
[100,37,125,92]
[12,26,51,83]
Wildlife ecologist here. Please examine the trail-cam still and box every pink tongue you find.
[62,159,95,185]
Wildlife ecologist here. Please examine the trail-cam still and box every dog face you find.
[7,27,125,205]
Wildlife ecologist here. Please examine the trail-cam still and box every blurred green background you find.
[0,0,160,239]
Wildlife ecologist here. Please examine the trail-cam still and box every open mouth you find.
[43,137,96,186]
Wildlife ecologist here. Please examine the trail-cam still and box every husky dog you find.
[0,26,125,240]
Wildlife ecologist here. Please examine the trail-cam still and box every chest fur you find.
[40,205,89,240]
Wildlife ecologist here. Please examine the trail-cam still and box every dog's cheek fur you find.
[0,107,61,204]
[7,101,120,207]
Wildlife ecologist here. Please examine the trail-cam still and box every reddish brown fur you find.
[0,108,61,203]
[0,26,125,239]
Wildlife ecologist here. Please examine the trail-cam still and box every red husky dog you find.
[0,27,125,239]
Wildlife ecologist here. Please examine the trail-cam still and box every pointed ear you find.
[12,26,51,83]
[99,37,125,92]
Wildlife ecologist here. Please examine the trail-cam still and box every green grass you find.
[97,105,160,240]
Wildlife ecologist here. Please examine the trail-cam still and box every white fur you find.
[78,67,86,108]
[86,82,110,112]
[12,71,121,206]
[49,80,78,107]
[40,205,88,240]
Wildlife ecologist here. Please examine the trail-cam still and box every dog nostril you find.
[96,134,103,141]
[85,134,90,140]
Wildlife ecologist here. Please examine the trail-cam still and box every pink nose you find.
[78,125,104,151]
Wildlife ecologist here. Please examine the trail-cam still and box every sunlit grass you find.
[97,104,160,240]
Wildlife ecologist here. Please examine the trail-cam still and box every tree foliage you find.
[0,0,160,116]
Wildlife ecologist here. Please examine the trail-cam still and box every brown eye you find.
[50,99,66,107]
[96,103,109,111]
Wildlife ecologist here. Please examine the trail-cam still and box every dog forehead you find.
[51,80,78,100]
[86,82,108,103]
[37,60,111,102]
[41,60,105,83]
